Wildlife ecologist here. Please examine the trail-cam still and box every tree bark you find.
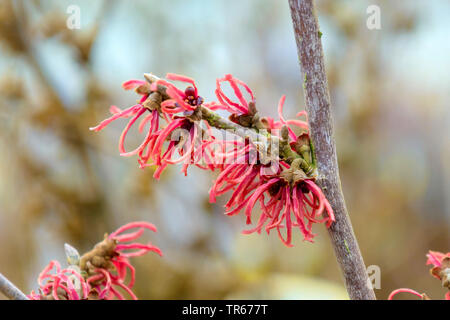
[288,0,376,300]
[0,272,28,300]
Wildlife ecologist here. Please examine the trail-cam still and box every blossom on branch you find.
[389,250,450,300]
[90,72,336,246]
[29,221,162,300]
[29,260,89,300]
[210,155,334,246]
[215,74,255,115]
[153,73,203,114]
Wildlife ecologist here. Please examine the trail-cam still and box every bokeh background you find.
[0,0,448,300]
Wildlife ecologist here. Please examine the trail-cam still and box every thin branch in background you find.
[288,0,376,300]
[0,272,28,300]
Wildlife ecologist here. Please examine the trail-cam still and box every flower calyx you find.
[79,234,118,275]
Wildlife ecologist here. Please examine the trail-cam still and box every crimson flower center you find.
[184,86,203,107]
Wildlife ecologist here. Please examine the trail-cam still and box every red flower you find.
[152,73,203,114]
[90,79,158,160]
[389,250,450,300]
[388,288,425,300]
[29,260,89,300]
[426,250,450,289]
[91,73,336,247]
[426,250,450,268]
[144,118,208,178]
[109,221,162,257]
[221,173,333,247]
[263,95,308,140]
[207,93,333,247]
[209,142,334,247]
[91,74,216,179]
[86,221,162,300]
[215,74,255,115]
[30,221,162,300]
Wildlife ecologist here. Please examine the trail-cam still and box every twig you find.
[143,74,306,168]
[288,0,376,300]
[0,272,29,300]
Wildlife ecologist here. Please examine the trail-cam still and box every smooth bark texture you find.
[288,0,376,300]
[0,272,28,300]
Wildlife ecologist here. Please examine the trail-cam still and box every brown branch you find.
[288,0,376,300]
[0,272,29,300]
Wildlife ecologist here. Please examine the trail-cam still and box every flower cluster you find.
[29,221,161,300]
[91,73,335,246]
[388,250,450,300]
[28,260,89,300]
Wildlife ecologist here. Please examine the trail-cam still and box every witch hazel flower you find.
[242,170,334,247]
[427,250,450,269]
[388,288,428,300]
[29,221,162,300]
[81,221,162,300]
[269,95,309,141]
[215,74,255,115]
[214,74,273,133]
[90,79,161,162]
[145,118,205,178]
[427,251,450,295]
[211,156,334,247]
[209,150,260,202]
[90,74,215,179]
[389,250,450,300]
[207,98,332,246]
[91,72,336,247]
[28,260,89,300]
[152,73,204,115]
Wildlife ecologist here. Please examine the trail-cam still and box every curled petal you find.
[90,105,141,132]
[215,74,253,114]
[114,228,145,243]
[166,73,198,96]
[388,288,424,300]
[244,178,280,224]
[118,108,147,154]
[122,80,146,90]
[277,95,297,141]
[426,250,446,267]
[109,221,158,239]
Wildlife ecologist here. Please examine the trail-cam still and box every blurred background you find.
[0,0,448,300]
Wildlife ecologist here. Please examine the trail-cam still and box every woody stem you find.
[289,0,376,299]
[0,272,29,300]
